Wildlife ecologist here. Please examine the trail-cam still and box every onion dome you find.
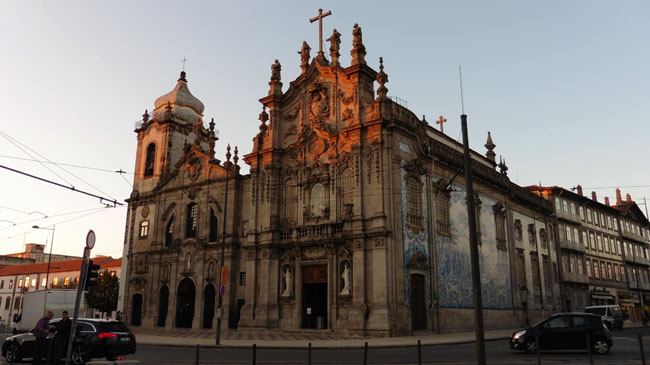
[153,71,205,123]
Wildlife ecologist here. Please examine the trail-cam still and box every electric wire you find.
[0,154,133,174]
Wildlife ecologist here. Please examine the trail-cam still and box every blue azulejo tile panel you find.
[433,181,513,310]
[400,162,433,308]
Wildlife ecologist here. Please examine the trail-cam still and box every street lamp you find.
[208,144,232,345]
[32,225,55,313]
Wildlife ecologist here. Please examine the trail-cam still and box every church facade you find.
[120,21,561,336]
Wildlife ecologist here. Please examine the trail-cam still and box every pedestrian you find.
[115,311,122,321]
[32,310,53,365]
[52,310,71,364]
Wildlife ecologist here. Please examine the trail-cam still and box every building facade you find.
[120,22,564,336]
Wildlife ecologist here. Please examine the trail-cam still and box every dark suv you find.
[2,318,136,364]
[510,313,612,354]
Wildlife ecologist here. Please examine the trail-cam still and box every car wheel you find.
[5,341,22,363]
[106,355,117,361]
[592,340,610,355]
[524,339,537,354]
[71,344,88,365]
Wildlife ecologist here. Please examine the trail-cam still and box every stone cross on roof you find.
[436,115,447,133]
[310,9,332,58]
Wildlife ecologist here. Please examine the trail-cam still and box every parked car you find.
[585,305,624,330]
[1,318,136,364]
[510,313,612,354]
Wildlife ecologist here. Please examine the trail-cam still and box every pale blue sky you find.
[0,1,648,257]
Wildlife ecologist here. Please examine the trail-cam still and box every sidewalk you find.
[133,321,648,350]
[133,327,516,349]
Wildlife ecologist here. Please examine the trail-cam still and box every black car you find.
[510,313,613,354]
[2,318,136,364]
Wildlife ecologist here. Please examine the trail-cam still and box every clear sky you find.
[0,1,648,258]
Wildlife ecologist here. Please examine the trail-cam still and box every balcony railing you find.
[277,223,344,242]
[562,271,589,284]
[556,211,582,225]
[559,239,586,253]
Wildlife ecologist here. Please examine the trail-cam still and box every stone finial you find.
[226,143,232,163]
[327,29,341,65]
[605,196,610,206]
[592,191,597,202]
[498,156,508,176]
[351,23,366,66]
[616,188,622,205]
[142,109,149,122]
[208,118,217,158]
[577,185,583,196]
[484,132,496,163]
[376,57,389,99]
[233,146,239,167]
[298,41,311,74]
[259,105,269,126]
[626,193,632,202]
[178,71,187,82]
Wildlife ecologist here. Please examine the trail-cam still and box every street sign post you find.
[65,230,95,365]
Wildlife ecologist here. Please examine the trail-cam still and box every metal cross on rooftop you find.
[181,56,188,71]
[310,9,332,58]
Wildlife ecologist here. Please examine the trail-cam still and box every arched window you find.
[139,221,149,238]
[310,184,325,217]
[209,208,218,242]
[144,143,156,177]
[406,177,423,230]
[341,168,354,205]
[165,216,174,246]
[186,203,198,238]
[282,181,296,223]
[13,296,20,310]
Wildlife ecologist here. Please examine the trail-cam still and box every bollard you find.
[363,341,368,365]
[639,332,646,365]
[195,344,199,365]
[252,343,256,365]
[536,335,540,365]
[417,339,422,365]
[308,342,312,365]
[586,333,593,365]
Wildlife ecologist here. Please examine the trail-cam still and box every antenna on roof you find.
[458,66,465,114]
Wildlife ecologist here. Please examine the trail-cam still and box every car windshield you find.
[585,308,606,316]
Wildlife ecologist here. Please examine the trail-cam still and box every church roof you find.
[154,71,205,123]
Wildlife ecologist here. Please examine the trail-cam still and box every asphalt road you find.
[2,328,650,364]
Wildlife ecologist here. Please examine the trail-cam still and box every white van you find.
[584,305,624,330]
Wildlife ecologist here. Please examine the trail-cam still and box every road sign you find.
[221,266,228,285]
[86,230,96,250]
[219,284,225,296]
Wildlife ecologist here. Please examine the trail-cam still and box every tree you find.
[84,271,119,315]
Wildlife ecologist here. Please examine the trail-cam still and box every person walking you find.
[52,311,71,364]
[32,311,53,365]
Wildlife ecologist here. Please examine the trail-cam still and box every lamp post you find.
[208,144,232,345]
[32,225,55,313]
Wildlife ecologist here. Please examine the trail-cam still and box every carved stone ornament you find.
[186,155,202,182]
[301,246,327,261]
[141,206,150,218]
[408,252,428,271]
[308,81,330,131]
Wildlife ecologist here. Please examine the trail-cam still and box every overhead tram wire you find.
[0,164,123,207]
[0,155,133,175]
[0,206,118,232]
[0,129,120,201]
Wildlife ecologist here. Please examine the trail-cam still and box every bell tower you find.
[132,71,215,193]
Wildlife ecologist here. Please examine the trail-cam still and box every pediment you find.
[153,146,226,192]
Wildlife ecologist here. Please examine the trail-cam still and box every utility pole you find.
[461,113,486,364]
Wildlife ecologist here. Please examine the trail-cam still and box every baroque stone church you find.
[121,17,560,336]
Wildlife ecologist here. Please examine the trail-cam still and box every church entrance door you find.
[302,265,328,329]
[157,285,169,327]
[410,274,427,330]
[131,294,142,326]
[176,278,196,328]
[203,284,216,329]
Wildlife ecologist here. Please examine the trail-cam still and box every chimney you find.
[591,191,597,202]
[616,188,622,205]
[626,193,632,202]
[577,185,583,196]
[605,197,610,206]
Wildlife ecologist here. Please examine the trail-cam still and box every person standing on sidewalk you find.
[32,311,53,365]
[52,311,71,363]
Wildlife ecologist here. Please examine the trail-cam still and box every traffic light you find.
[84,259,100,291]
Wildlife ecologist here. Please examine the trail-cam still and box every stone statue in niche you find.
[281,265,292,297]
[162,264,170,281]
[207,262,216,279]
[185,252,192,273]
[340,261,351,295]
